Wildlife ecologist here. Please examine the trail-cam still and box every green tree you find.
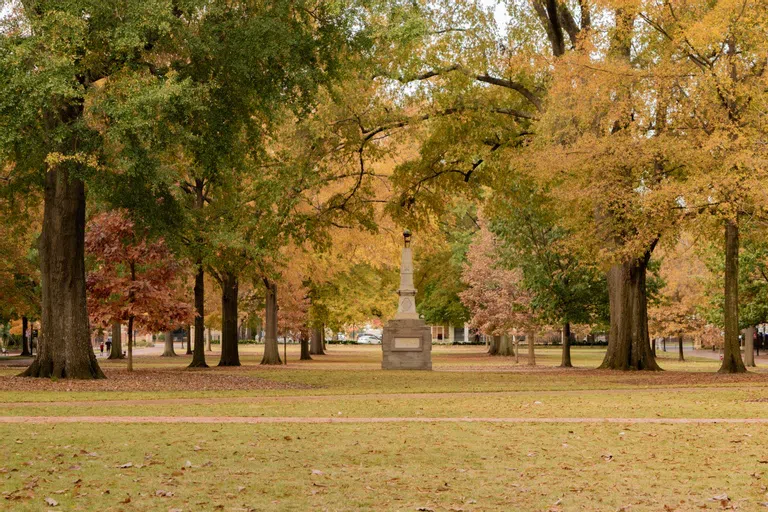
[0,0,202,378]
[488,178,608,368]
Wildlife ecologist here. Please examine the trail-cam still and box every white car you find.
[356,334,381,345]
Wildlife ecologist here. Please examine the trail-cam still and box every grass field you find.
[1,345,767,511]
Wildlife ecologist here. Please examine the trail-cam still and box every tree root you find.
[19,358,106,379]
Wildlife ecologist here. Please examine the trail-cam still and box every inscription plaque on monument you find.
[381,230,432,370]
[393,337,421,350]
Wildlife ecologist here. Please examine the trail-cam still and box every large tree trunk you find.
[744,325,756,368]
[20,316,31,356]
[488,335,501,356]
[599,253,661,371]
[126,316,134,372]
[261,278,281,365]
[719,219,747,373]
[188,264,208,367]
[185,324,192,354]
[300,328,312,360]
[162,330,177,357]
[20,168,104,379]
[527,331,536,366]
[678,332,685,362]
[310,326,325,355]
[218,271,240,367]
[560,322,573,368]
[498,334,514,356]
[109,322,123,359]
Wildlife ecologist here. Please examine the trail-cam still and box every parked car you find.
[356,334,381,345]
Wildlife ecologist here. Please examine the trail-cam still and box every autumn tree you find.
[85,210,193,372]
[649,237,709,362]
[0,210,40,356]
[700,223,768,367]
[639,0,768,373]
[461,223,537,362]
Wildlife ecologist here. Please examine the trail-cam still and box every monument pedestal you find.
[382,319,432,370]
[381,230,432,370]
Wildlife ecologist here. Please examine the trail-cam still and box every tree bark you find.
[498,334,514,356]
[20,168,104,379]
[744,325,756,367]
[185,325,192,354]
[218,271,240,366]
[261,278,281,365]
[186,178,207,366]
[109,322,123,359]
[719,219,747,373]
[514,335,520,363]
[310,326,325,355]
[300,328,312,360]
[678,332,685,362]
[488,335,501,355]
[126,316,134,372]
[527,331,536,366]
[188,264,208,367]
[162,330,177,357]
[560,322,573,367]
[20,316,31,356]
[206,327,212,352]
[599,252,662,371]
[663,337,666,352]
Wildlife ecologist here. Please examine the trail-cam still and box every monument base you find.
[381,318,432,370]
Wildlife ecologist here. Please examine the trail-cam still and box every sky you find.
[483,0,511,29]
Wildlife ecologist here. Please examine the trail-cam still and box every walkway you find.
[2,416,767,424]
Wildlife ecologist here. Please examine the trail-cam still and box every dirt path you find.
[4,385,767,408]
[1,416,767,424]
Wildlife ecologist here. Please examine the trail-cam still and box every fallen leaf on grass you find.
[118,462,133,469]
[44,497,58,507]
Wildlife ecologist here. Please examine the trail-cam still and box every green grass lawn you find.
[2,345,767,511]
[3,423,767,511]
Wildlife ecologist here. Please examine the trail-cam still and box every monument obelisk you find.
[381,230,432,370]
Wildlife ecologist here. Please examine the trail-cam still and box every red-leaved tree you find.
[460,224,537,359]
[86,210,193,371]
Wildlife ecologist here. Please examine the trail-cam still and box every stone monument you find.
[381,230,432,370]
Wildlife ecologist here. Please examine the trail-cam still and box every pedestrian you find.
[106,339,112,354]
[99,342,104,356]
